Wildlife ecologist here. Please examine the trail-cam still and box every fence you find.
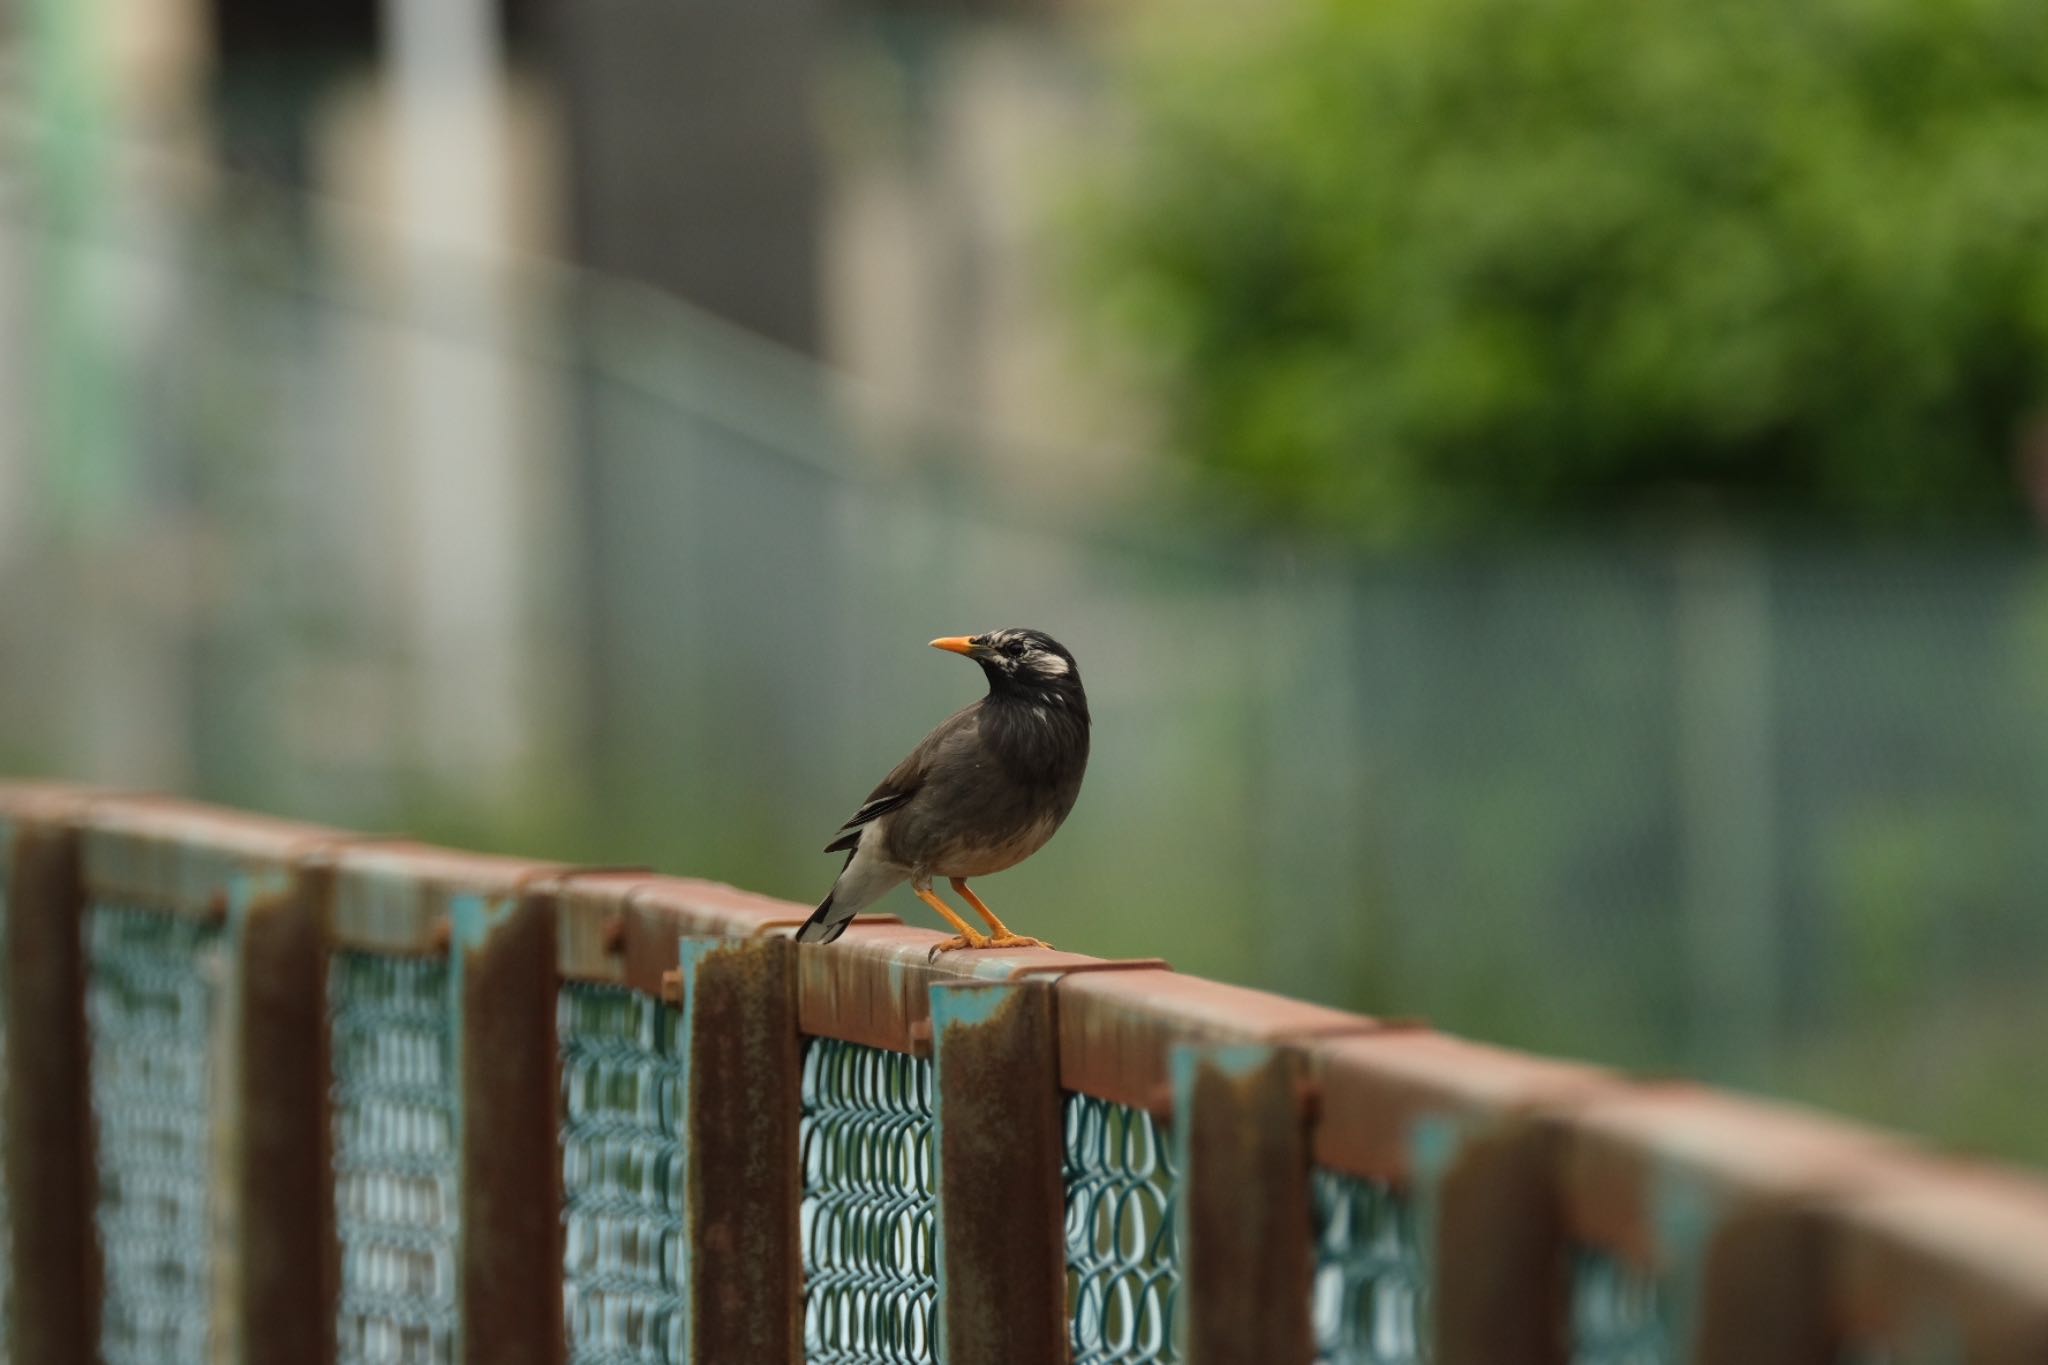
[10,181,2048,1165]
[2,780,2046,1365]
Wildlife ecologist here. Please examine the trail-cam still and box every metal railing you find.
[2,781,2046,1365]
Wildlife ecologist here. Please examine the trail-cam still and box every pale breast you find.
[928,809,1062,879]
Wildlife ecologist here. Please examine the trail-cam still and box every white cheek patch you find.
[1034,653,1070,677]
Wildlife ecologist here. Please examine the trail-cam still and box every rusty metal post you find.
[678,934,801,1364]
[2,805,98,1364]
[455,888,565,1365]
[1307,1032,1614,1365]
[1430,1118,1573,1365]
[234,861,338,1365]
[1175,1042,1314,1365]
[1691,1202,1832,1365]
[929,980,1068,1363]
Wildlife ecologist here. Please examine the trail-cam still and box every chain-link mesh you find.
[1570,1247,1669,1365]
[1064,1093,1181,1365]
[86,905,223,1365]
[1312,1169,1424,1364]
[799,1036,937,1364]
[559,983,685,1365]
[331,952,460,1365]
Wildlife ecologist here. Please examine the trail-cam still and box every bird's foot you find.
[985,933,1052,951]
[928,931,990,961]
[928,932,1051,960]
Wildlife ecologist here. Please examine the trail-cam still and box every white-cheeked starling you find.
[795,628,1090,953]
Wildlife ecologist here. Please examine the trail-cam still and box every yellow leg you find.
[915,885,990,951]
[950,879,1052,951]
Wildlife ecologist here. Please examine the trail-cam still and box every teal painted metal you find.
[329,952,460,1365]
[1570,1163,1721,1365]
[1647,1171,1716,1364]
[1570,1248,1669,1365]
[444,891,498,1161]
[799,1037,936,1363]
[1177,1042,1272,1084]
[86,905,223,1365]
[928,978,1013,1030]
[558,982,685,1365]
[1310,1170,1424,1365]
[1064,1093,1181,1363]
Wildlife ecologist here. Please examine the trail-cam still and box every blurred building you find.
[0,0,1131,800]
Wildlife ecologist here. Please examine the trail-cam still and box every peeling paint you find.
[930,979,1066,1364]
[1173,1042,1315,1365]
[680,934,801,1364]
[930,980,1020,1033]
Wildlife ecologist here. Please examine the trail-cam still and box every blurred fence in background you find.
[1,172,2046,1170]
[5,786,2048,1365]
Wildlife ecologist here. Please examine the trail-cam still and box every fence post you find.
[1559,1088,1898,1365]
[678,934,801,1365]
[234,857,338,1365]
[1305,1032,1610,1365]
[455,887,564,1365]
[929,979,1068,1363]
[1431,1118,1573,1365]
[2,799,97,1365]
[1175,1042,1314,1365]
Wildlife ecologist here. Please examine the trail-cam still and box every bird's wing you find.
[823,701,980,853]
[822,789,912,853]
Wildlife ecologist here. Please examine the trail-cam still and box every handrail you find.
[3,780,2045,1364]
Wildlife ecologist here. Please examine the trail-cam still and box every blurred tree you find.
[1079,0,2048,541]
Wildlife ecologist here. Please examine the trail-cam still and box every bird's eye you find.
[1002,639,1027,659]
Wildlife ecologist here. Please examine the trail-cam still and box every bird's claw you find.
[927,932,1052,961]
[928,933,987,961]
[986,933,1052,951]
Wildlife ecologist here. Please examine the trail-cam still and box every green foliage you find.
[1081,0,2048,541]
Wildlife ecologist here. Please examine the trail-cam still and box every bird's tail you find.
[795,891,853,945]
[796,849,903,945]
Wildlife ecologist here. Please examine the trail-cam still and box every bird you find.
[795,628,1091,953]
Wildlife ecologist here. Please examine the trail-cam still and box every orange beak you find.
[929,636,978,656]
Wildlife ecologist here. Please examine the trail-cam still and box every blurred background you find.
[2,0,2045,1163]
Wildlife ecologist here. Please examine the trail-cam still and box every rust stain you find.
[1180,1047,1315,1365]
[684,936,802,1365]
[1059,971,1376,1117]
[932,984,1069,1363]
[237,864,339,1365]
[3,810,100,1364]
[459,892,565,1365]
[1432,1120,1572,1365]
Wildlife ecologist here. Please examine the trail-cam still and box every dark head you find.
[930,628,1089,718]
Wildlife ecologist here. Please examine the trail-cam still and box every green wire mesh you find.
[1311,1169,1424,1364]
[559,983,686,1365]
[331,952,459,1365]
[1570,1247,1669,1365]
[86,905,223,1365]
[799,1037,937,1364]
[1063,1093,1181,1365]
